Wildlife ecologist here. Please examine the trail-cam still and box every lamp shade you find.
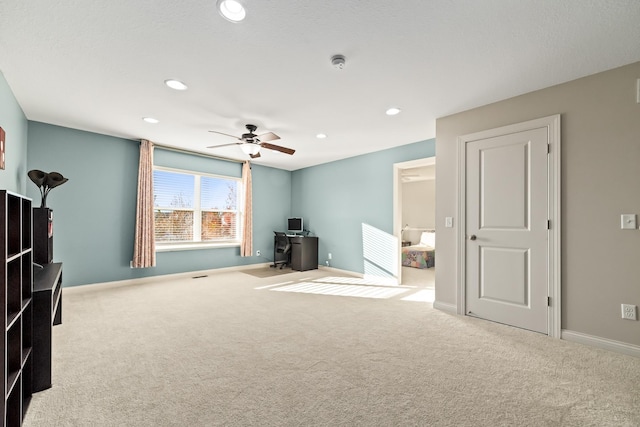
[240,143,260,156]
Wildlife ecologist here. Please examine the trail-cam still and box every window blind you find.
[153,168,241,244]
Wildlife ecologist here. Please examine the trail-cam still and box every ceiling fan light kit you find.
[217,0,246,22]
[208,124,295,158]
[240,143,260,156]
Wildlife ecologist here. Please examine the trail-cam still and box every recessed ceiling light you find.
[143,117,159,124]
[386,107,401,116]
[316,133,327,139]
[217,0,246,22]
[164,79,188,91]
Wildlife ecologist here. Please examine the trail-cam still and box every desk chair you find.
[272,232,291,269]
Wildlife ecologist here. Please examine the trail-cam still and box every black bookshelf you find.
[32,262,62,392]
[1,190,33,426]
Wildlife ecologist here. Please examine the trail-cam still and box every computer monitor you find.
[287,217,303,233]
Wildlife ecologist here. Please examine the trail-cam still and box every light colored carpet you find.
[401,266,435,288]
[242,266,295,278]
[24,268,640,426]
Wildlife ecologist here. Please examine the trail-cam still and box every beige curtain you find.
[241,161,253,256]
[132,139,156,268]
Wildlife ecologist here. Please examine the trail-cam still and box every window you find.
[153,167,242,249]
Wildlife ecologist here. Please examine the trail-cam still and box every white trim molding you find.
[65,263,274,292]
[433,300,457,313]
[318,265,360,276]
[562,330,640,358]
[393,156,436,285]
[69,264,368,293]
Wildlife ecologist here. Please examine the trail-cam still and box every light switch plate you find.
[621,214,637,229]
[445,217,453,228]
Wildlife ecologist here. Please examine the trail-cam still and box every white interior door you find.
[465,127,549,333]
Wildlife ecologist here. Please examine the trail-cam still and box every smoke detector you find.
[331,55,346,70]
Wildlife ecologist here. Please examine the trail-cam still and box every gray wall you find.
[0,71,28,194]
[26,121,292,286]
[436,61,640,346]
[291,139,435,275]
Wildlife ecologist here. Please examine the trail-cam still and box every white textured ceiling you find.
[402,165,435,183]
[1,1,640,170]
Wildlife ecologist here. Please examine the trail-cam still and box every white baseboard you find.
[69,264,363,293]
[65,263,273,293]
[562,330,640,358]
[321,267,405,286]
[70,263,361,292]
[433,300,457,314]
[318,265,361,277]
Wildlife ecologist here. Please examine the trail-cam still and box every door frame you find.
[393,156,436,285]
[456,115,561,338]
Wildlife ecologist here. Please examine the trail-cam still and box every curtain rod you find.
[151,142,244,164]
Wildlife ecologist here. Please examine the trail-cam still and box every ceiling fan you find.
[207,124,295,159]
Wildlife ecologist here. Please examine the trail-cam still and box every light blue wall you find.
[27,122,291,286]
[24,117,432,285]
[0,71,29,194]
[14,63,432,286]
[291,140,435,274]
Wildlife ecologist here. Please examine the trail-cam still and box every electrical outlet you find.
[256,250,260,257]
[328,253,332,260]
[621,304,637,320]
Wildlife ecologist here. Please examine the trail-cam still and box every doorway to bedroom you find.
[393,157,436,289]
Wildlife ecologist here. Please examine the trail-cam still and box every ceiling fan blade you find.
[206,142,242,149]
[260,142,295,155]
[249,152,261,159]
[257,132,280,142]
[208,130,242,140]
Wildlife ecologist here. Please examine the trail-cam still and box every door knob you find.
[469,235,477,241]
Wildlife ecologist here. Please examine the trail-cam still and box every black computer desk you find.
[283,235,318,271]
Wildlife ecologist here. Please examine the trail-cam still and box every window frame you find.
[152,165,244,252]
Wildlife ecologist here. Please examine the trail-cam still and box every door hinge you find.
[547,220,551,230]
[547,296,551,306]
[547,144,551,154]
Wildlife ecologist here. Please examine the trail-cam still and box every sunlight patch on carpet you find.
[313,276,413,287]
[270,282,409,299]
[243,268,294,278]
[401,288,435,302]
[254,281,296,290]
